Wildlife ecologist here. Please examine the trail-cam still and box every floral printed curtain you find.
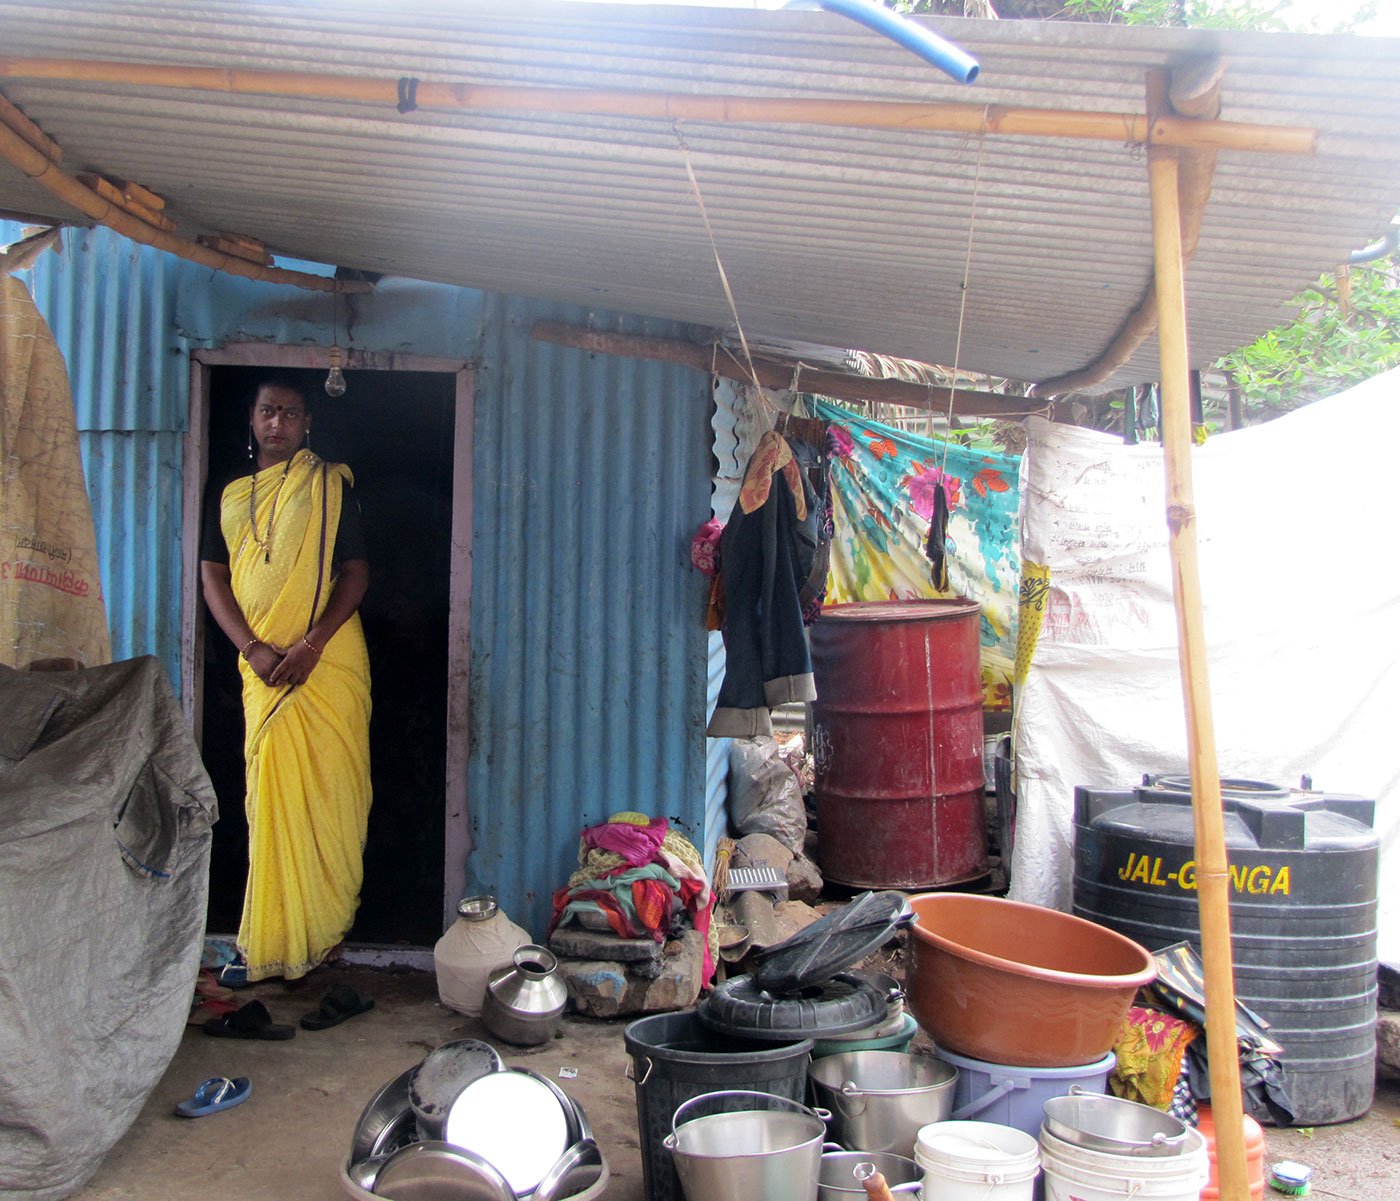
[815,400,1021,710]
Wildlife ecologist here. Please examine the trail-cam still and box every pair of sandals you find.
[181,985,375,1119]
[202,985,375,1040]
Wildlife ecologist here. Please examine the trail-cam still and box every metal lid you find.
[749,890,912,994]
[698,972,887,1040]
[816,599,981,623]
[457,895,499,921]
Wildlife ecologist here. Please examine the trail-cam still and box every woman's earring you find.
[247,424,254,460]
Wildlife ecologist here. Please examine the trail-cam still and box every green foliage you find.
[1059,0,1288,30]
[1217,255,1400,418]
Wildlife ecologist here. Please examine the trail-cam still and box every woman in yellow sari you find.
[200,379,371,982]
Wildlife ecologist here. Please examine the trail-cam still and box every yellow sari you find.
[220,449,372,981]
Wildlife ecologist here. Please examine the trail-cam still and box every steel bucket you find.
[662,1090,834,1201]
[809,1050,958,1157]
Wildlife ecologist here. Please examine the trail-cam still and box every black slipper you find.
[300,983,375,1031]
[203,999,296,1040]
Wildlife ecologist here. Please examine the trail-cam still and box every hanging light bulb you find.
[325,344,347,398]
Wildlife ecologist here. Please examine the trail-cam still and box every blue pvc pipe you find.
[809,0,980,84]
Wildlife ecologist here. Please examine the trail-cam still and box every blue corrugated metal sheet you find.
[18,225,186,431]
[3,220,716,945]
[1,222,188,688]
[467,294,713,937]
[79,431,184,669]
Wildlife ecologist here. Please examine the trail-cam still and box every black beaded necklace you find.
[248,453,296,564]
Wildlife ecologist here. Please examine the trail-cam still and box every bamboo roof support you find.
[0,118,372,294]
[0,57,1318,156]
[1148,84,1250,1201]
[531,320,1039,418]
[1036,61,1222,398]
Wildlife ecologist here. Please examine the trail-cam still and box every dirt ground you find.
[75,965,1400,1200]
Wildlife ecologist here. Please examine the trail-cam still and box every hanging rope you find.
[927,109,991,591]
[674,121,777,421]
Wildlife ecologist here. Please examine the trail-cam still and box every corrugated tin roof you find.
[1,1,1397,390]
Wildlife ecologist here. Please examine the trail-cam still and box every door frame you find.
[183,345,475,952]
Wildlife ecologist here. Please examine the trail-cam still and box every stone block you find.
[733,891,822,952]
[558,928,706,1018]
[1378,1009,1400,1077]
[785,854,823,904]
[732,832,794,873]
[1378,962,1400,1011]
[550,926,664,965]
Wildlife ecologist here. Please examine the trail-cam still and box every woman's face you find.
[251,385,311,464]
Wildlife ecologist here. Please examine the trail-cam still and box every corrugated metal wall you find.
[3,221,715,943]
[2,222,187,688]
[469,294,713,936]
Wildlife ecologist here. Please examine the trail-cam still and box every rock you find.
[557,928,706,1018]
[1378,1009,1400,1077]
[732,832,794,874]
[1378,962,1400,1010]
[550,926,663,965]
[785,853,823,904]
[803,827,820,860]
[733,891,822,951]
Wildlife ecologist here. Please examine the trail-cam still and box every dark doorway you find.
[201,365,455,948]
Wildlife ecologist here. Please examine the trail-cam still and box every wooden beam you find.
[0,120,372,293]
[0,90,61,161]
[0,56,1319,156]
[1149,123,1252,1201]
[531,320,1037,418]
[1035,63,1221,398]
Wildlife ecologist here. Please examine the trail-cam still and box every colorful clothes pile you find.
[550,812,715,981]
[1110,1005,1198,1111]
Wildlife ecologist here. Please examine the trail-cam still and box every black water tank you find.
[1073,776,1378,1125]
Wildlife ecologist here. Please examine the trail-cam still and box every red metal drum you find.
[809,600,988,890]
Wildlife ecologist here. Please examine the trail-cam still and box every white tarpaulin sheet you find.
[1009,370,1400,964]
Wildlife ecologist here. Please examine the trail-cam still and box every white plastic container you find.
[433,895,530,1016]
[915,1120,1039,1201]
[1038,1125,1209,1201]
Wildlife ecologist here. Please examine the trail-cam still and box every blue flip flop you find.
[174,1076,251,1118]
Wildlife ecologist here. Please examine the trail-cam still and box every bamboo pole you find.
[1036,63,1221,398]
[530,320,1039,418]
[0,57,1318,156]
[1148,119,1251,1201]
[0,120,372,294]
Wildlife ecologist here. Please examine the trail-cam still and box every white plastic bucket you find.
[915,1120,1039,1201]
[1039,1125,1209,1201]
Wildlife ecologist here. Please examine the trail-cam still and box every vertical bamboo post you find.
[1146,70,1250,1201]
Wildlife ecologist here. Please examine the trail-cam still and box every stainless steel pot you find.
[808,1050,957,1158]
[481,945,569,1046]
[408,1039,504,1141]
[442,1067,578,1197]
[350,1066,419,1161]
[370,1140,518,1201]
[663,1090,836,1201]
[1042,1089,1190,1157]
[817,1151,922,1201]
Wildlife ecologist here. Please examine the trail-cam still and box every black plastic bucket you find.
[624,1011,813,1201]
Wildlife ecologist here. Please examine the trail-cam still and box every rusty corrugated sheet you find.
[0,5,1396,390]
[466,293,714,937]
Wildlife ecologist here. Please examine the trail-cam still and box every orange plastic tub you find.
[906,894,1156,1067]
